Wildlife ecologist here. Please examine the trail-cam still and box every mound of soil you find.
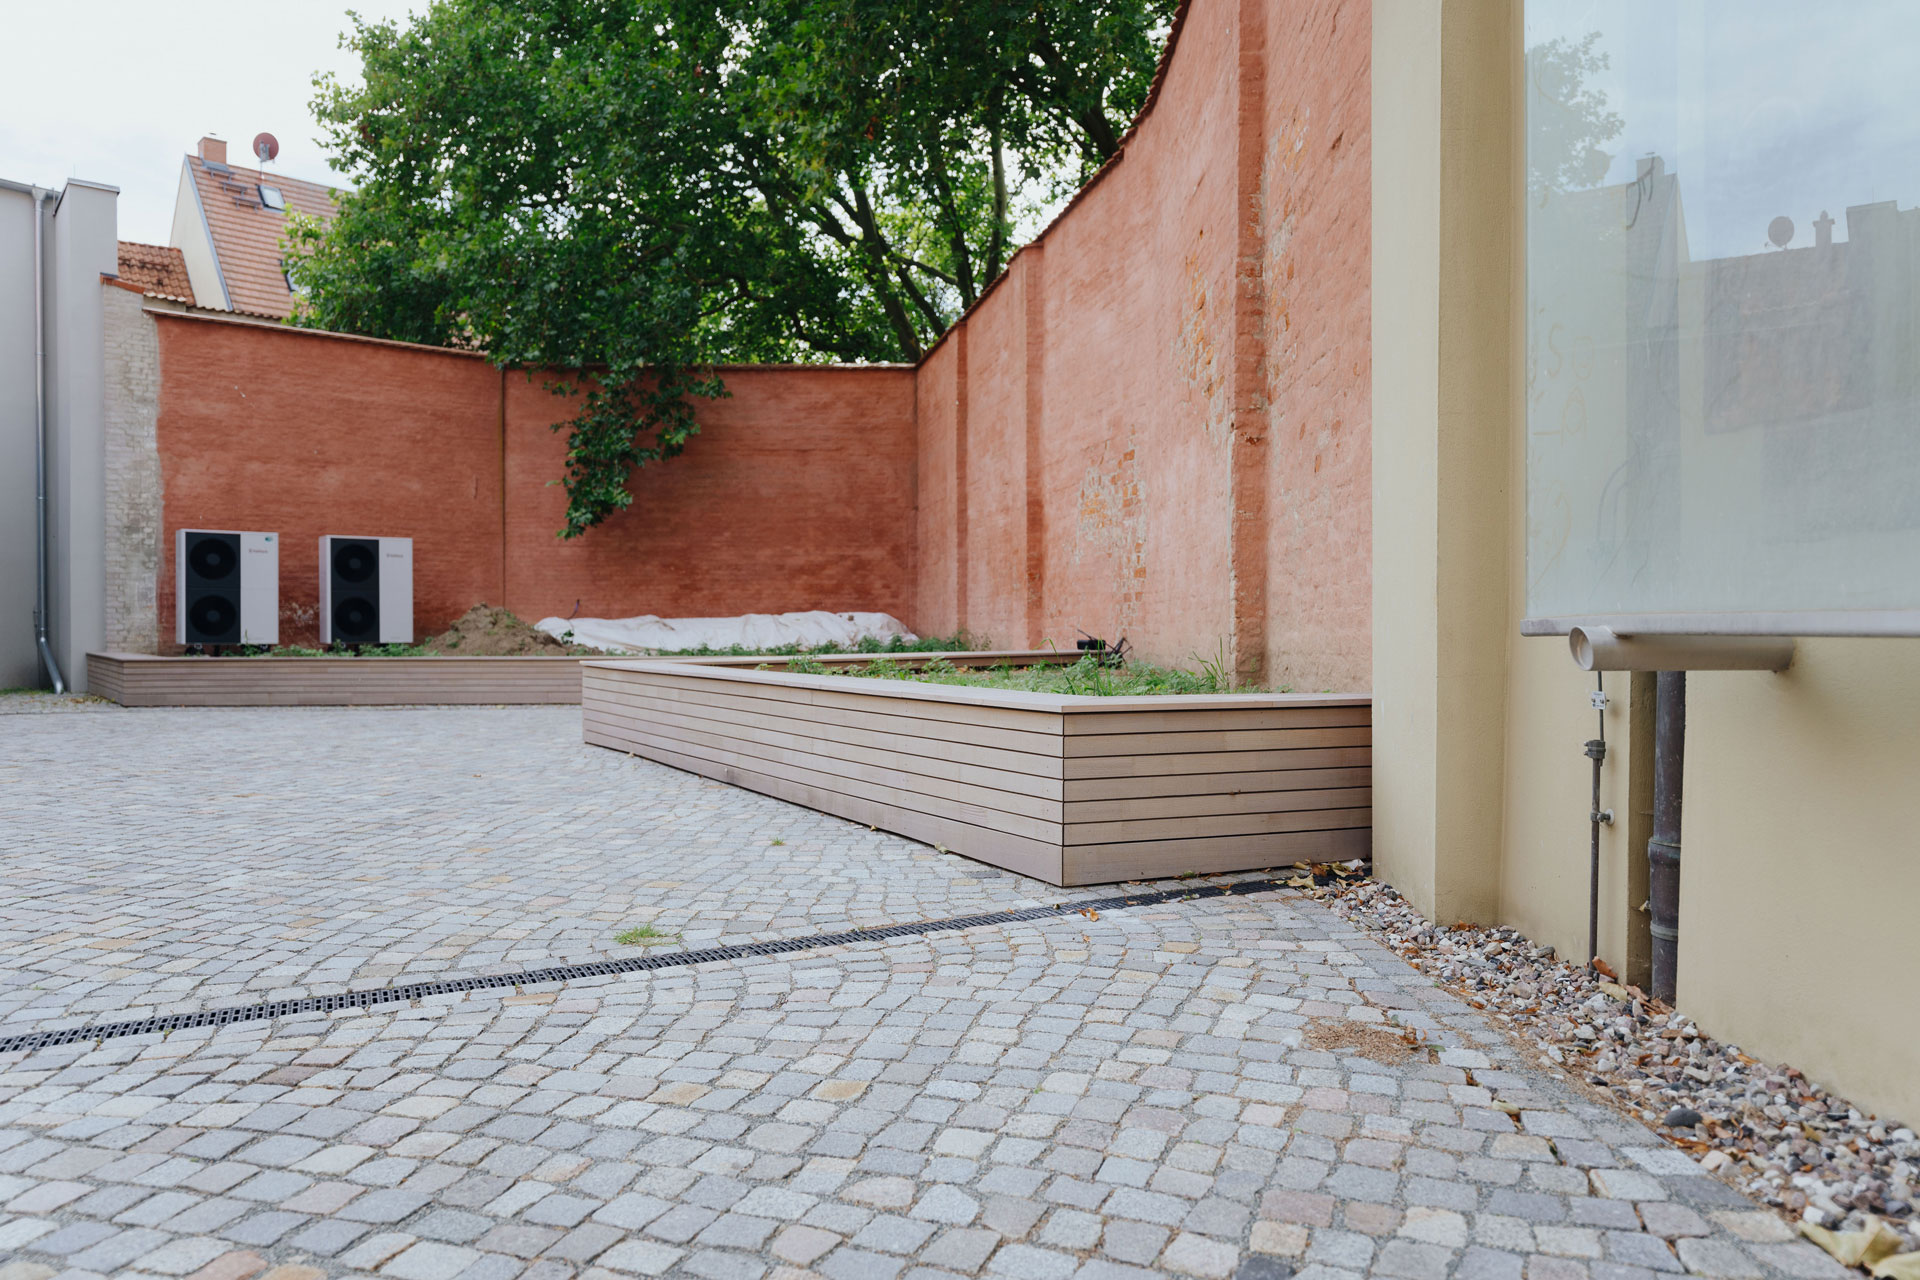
[421,604,601,656]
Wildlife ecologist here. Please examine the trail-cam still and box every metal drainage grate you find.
[0,874,1310,1056]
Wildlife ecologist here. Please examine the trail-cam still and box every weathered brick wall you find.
[910,0,1372,689]
[101,284,162,653]
[501,365,917,627]
[912,336,964,635]
[138,2,1373,679]
[149,316,917,648]
[1261,0,1372,692]
[153,317,503,649]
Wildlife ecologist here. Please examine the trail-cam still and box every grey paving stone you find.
[1607,1231,1686,1273]
[0,707,1822,1280]
[286,1216,375,1255]
[223,1209,312,1244]
[64,1227,172,1273]
[1373,1239,1453,1280]
[339,1188,431,1223]
[1674,1238,1764,1279]
[1458,1246,1528,1280]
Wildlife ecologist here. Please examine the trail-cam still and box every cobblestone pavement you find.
[0,707,1844,1280]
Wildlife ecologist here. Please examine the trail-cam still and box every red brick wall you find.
[154,318,503,648]
[909,0,1372,689]
[1261,0,1372,692]
[913,336,963,635]
[501,365,917,627]
[148,1,1372,683]
[153,315,915,647]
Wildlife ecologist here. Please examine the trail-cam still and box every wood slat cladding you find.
[84,649,1076,709]
[582,660,1371,886]
[87,653,584,706]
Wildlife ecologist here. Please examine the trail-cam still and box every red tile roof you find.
[115,241,196,306]
[185,155,337,318]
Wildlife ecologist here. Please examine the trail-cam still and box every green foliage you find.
[293,0,1173,535]
[836,652,1271,696]
[229,643,430,657]
[613,923,676,945]
[658,632,973,658]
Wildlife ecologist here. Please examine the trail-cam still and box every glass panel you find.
[1524,1,1920,629]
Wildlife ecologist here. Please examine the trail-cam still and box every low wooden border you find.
[84,649,1072,708]
[87,652,587,706]
[581,659,1372,886]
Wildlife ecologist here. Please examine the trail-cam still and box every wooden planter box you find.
[84,648,1074,708]
[582,659,1371,886]
[87,652,587,706]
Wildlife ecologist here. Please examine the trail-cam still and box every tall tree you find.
[293,0,1173,536]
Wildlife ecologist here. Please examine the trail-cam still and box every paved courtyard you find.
[0,704,1845,1280]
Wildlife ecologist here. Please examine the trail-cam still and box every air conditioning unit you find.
[176,529,279,646]
[319,535,413,645]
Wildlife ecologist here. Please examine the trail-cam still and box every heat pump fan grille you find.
[333,596,378,641]
[187,594,239,643]
[187,538,237,581]
[333,542,376,583]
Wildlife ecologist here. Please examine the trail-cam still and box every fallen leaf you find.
[1493,1101,1522,1115]
[1591,958,1618,980]
[1801,1218,1905,1270]
[1080,909,1099,921]
[1599,982,1631,1001]
[1870,1253,1920,1280]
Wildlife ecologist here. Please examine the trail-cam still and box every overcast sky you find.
[2,1,420,245]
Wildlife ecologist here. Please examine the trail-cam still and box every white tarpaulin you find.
[533,610,917,654]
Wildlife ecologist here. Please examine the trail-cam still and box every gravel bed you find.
[1313,874,1918,1252]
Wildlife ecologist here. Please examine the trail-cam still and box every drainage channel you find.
[0,875,1307,1056]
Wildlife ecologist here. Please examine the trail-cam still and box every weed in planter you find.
[665,632,975,659]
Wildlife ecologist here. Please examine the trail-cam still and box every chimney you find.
[199,136,227,166]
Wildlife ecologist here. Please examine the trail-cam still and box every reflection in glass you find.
[1524,1,1920,628]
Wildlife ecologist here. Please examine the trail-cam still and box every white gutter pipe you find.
[1569,626,1793,673]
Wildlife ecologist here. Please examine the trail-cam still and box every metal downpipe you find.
[32,186,65,694]
[1583,673,1611,965]
[1648,671,1686,1002]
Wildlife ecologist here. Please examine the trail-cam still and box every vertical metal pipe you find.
[1648,671,1686,1002]
[1585,672,1606,964]
[32,187,67,694]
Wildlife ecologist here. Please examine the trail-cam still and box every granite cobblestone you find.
[0,707,1836,1280]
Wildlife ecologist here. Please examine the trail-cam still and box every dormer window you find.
[258,185,286,211]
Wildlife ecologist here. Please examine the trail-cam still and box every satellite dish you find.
[1768,215,1794,248]
[252,132,280,165]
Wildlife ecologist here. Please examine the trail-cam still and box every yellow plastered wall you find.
[1370,0,1508,929]
[1372,0,1919,1127]
[1681,645,1920,1124]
